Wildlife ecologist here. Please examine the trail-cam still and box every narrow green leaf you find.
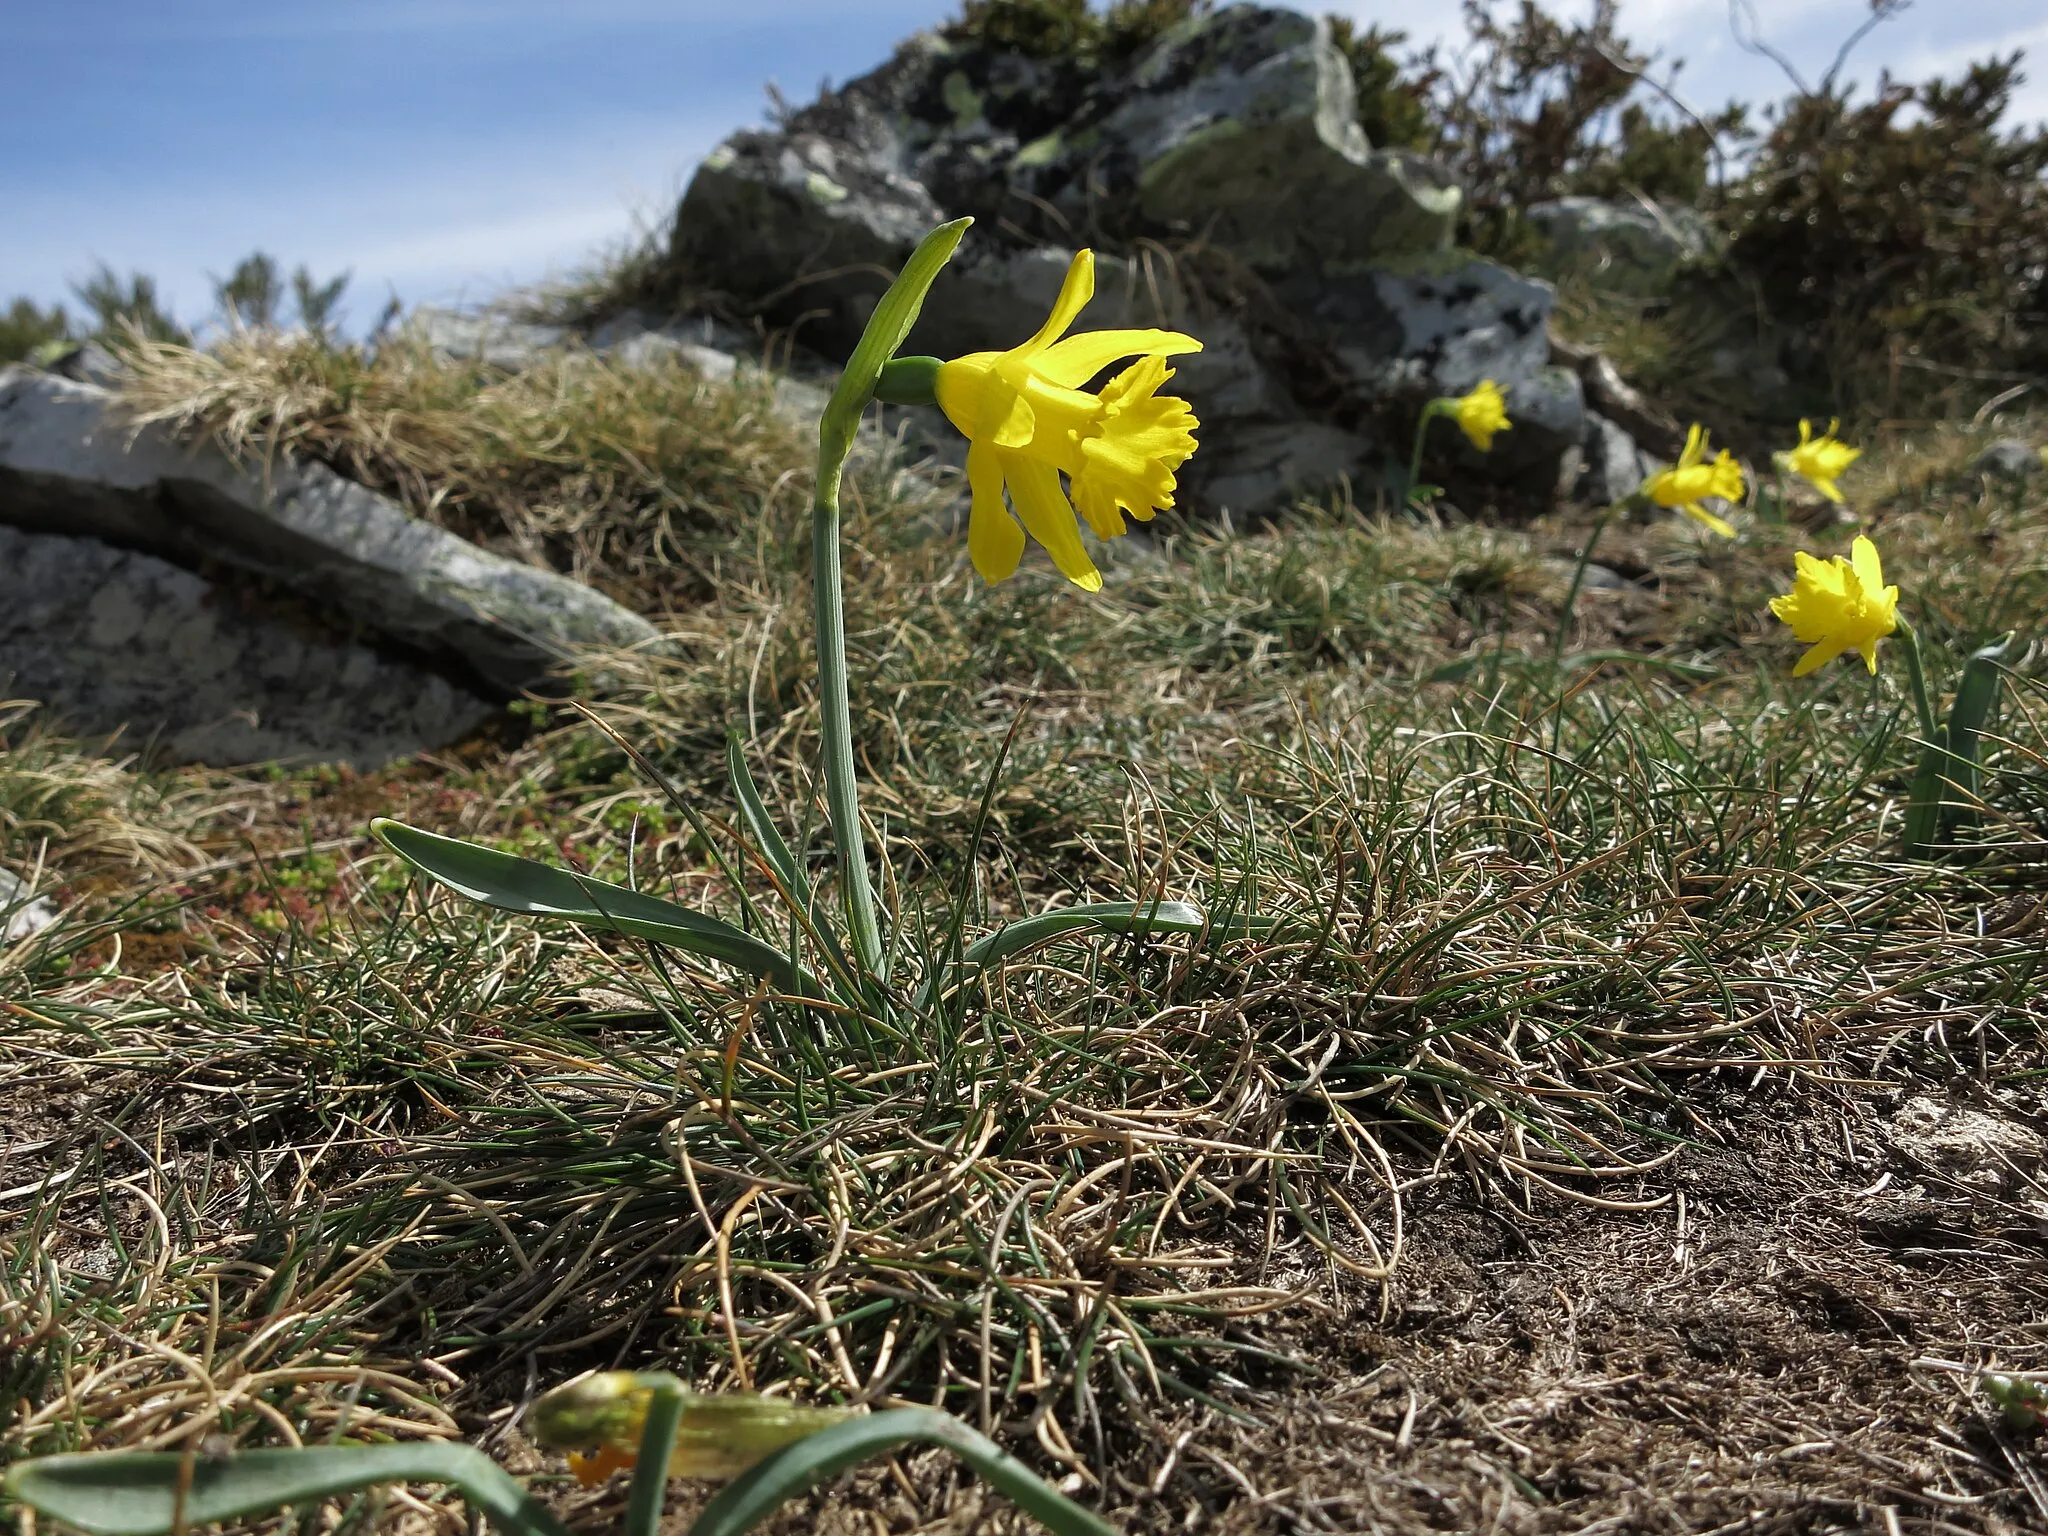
[1902,728,1946,858]
[818,218,971,480]
[623,1379,686,1536]
[1938,632,2015,835]
[726,735,808,906]
[5,1446,570,1536]
[912,899,1206,1011]
[371,818,812,995]
[687,1409,1112,1536]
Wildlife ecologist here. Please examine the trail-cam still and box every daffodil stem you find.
[1896,619,1941,745]
[1896,618,1945,859]
[1405,402,1442,505]
[1551,503,1620,674]
[813,477,886,977]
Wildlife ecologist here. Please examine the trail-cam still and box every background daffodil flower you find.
[1448,379,1510,451]
[934,250,1201,591]
[1774,419,1861,502]
[1768,534,1900,674]
[1643,424,1744,536]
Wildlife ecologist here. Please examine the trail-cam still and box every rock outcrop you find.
[1526,196,1720,297]
[0,524,498,767]
[647,3,1628,517]
[0,369,661,697]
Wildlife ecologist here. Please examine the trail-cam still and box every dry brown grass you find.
[111,329,823,612]
[5,328,2047,1533]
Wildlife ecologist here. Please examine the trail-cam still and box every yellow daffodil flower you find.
[1447,379,1511,451]
[1768,534,1900,675]
[934,250,1201,591]
[1773,418,1861,503]
[1643,424,1744,537]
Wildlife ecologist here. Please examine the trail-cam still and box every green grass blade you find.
[5,1445,571,1536]
[686,1409,1112,1536]
[912,899,1206,1010]
[371,818,812,995]
[818,218,971,478]
[624,1378,686,1536]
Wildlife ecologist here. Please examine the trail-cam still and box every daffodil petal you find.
[965,441,1025,584]
[1851,536,1883,594]
[1682,502,1736,538]
[1018,250,1095,355]
[1003,451,1100,590]
[990,389,1037,450]
[1035,328,1203,388]
[1792,637,1848,676]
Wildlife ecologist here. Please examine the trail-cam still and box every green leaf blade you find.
[371,819,810,995]
[687,1409,1111,1536]
[5,1446,569,1536]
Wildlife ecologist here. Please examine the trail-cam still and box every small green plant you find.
[370,218,1217,1005]
[0,296,75,364]
[72,263,189,346]
[5,1374,1110,1536]
[212,250,352,337]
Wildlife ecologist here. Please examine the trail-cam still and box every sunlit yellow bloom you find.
[1768,534,1900,675]
[934,250,1201,591]
[1773,418,1861,503]
[1447,379,1511,451]
[1643,424,1744,537]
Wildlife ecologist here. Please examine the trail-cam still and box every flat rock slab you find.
[0,368,661,695]
[0,525,499,767]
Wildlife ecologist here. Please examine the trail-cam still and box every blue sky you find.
[6,0,2044,332]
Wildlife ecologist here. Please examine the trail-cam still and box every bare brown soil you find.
[541,1093,2048,1536]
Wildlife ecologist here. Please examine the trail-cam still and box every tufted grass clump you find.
[109,327,828,613]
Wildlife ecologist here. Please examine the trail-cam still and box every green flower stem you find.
[1896,618,1945,858]
[1550,499,1630,673]
[1406,401,1444,501]
[807,219,969,979]
[812,474,884,977]
[1895,619,1941,742]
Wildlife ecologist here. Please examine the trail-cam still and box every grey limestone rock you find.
[1075,7,1458,271]
[1493,367,1587,490]
[0,867,59,944]
[404,306,569,371]
[648,3,1576,511]
[1576,411,1647,507]
[1185,420,1378,517]
[672,129,948,357]
[1887,1095,2042,1199]
[1526,196,1720,295]
[0,368,661,695]
[0,525,499,767]
[1287,258,1557,401]
[1973,439,2044,480]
